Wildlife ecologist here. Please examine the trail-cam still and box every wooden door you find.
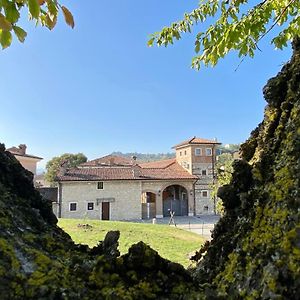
[102,202,110,220]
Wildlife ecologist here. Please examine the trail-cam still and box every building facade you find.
[172,137,221,214]
[55,137,220,220]
[7,144,42,178]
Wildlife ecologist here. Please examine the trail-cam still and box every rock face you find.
[0,146,196,299]
[192,39,300,299]
[1,42,299,299]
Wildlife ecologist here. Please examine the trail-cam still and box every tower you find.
[173,137,221,214]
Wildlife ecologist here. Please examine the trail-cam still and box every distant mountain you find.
[111,151,175,162]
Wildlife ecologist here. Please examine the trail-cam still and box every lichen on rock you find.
[191,39,300,299]
[0,143,197,299]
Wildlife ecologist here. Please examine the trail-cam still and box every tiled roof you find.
[7,146,21,154]
[139,158,176,169]
[57,167,137,181]
[172,136,221,149]
[7,147,43,160]
[80,155,133,167]
[140,163,197,180]
[57,160,196,182]
[13,153,43,160]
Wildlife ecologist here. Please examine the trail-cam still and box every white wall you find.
[60,181,142,220]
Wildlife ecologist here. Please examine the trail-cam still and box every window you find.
[87,202,94,210]
[182,161,189,169]
[179,151,182,156]
[97,182,104,189]
[201,169,207,176]
[202,190,208,198]
[69,203,77,211]
[206,148,212,156]
[184,150,187,155]
[195,148,202,156]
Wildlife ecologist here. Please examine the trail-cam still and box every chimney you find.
[131,155,137,165]
[18,144,27,155]
[58,160,68,177]
[132,165,141,178]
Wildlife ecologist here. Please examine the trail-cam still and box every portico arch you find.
[162,185,188,217]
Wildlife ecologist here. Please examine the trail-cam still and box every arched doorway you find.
[141,192,156,219]
[162,185,188,217]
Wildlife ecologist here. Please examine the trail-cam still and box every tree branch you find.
[256,0,297,46]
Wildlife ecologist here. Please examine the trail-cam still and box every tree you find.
[0,0,74,49]
[211,153,234,215]
[217,143,240,155]
[45,153,87,185]
[149,0,300,69]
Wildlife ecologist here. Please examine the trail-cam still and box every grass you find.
[58,219,204,267]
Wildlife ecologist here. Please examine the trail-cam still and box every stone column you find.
[156,192,163,218]
[188,189,195,216]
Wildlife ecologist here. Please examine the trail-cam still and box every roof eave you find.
[172,141,222,149]
[13,153,43,160]
[56,177,196,182]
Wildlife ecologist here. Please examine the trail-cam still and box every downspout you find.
[58,182,62,218]
[193,179,197,216]
[212,144,216,215]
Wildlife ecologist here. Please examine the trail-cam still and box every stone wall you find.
[60,181,142,220]
[59,180,195,220]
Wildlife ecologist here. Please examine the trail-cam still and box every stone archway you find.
[162,185,188,217]
[141,191,156,219]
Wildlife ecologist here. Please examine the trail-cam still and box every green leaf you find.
[0,13,12,31]
[147,37,155,47]
[45,13,57,30]
[4,2,20,24]
[13,25,27,43]
[28,0,40,19]
[61,6,74,29]
[47,0,58,17]
[0,30,12,49]
[195,40,200,53]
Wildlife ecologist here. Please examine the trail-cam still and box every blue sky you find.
[0,1,292,168]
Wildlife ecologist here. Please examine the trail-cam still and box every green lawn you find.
[58,219,204,267]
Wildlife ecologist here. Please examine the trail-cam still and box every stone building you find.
[173,137,221,214]
[55,137,220,220]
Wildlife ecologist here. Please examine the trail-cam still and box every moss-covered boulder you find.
[0,145,198,299]
[192,39,300,299]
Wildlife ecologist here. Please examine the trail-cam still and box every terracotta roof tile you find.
[7,146,43,160]
[139,158,176,169]
[80,155,133,167]
[140,162,197,180]
[172,136,221,149]
[57,160,196,182]
[57,167,136,181]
